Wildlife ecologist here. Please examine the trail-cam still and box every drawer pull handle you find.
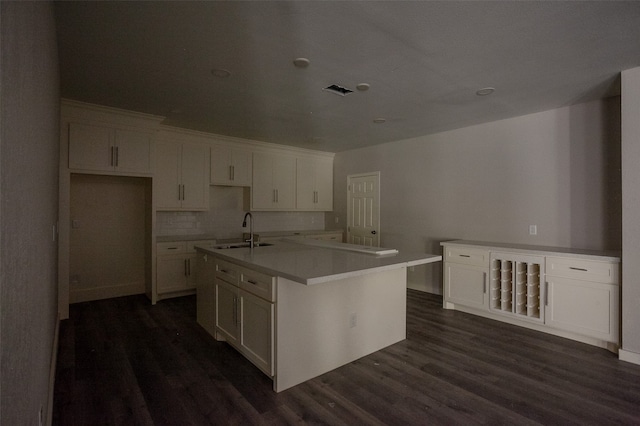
[167,247,179,250]
[220,269,229,274]
[569,267,588,272]
[459,255,471,258]
[247,280,258,285]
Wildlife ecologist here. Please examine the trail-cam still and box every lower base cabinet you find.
[156,239,216,301]
[442,241,621,352]
[196,253,216,336]
[211,257,275,376]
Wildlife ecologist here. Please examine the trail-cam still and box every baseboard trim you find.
[619,348,640,366]
[47,313,60,426]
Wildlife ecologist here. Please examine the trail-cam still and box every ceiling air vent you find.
[323,84,353,96]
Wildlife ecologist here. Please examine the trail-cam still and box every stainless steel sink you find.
[213,242,273,249]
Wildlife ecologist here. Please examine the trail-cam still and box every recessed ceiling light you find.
[211,68,231,78]
[293,58,310,68]
[373,118,386,124]
[356,83,370,91]
[476,87,495,96]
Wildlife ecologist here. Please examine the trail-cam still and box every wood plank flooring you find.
[53,290,640,425]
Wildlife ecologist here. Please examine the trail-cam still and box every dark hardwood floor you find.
[54,290,640,425]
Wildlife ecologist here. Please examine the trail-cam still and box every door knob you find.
[371,230,377,235]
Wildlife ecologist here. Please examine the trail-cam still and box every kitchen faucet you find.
[242,212,254,249]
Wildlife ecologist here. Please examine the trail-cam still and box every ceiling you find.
[55,1,640,153]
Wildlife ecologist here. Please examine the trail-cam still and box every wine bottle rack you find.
[490,254,544,322]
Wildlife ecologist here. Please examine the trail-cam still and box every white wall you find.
[330,98,621,294]
[621,67,640,363]
[0,2,60,424]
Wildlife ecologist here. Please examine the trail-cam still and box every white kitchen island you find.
[195,239,441,392]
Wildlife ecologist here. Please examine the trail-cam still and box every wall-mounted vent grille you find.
[323,84,353,96]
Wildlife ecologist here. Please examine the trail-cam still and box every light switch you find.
[529,225,537,235]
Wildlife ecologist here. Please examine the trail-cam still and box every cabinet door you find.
[68,123,114,171]
[272,155,296,209]
[215,279,239,345]
[239,289,274,376]
[296,157,333,211]
[314,158,333,211]
[546,277,619,343]
[154,140,182,209]
[114,129,152,174]
[444,263,487,309]
[210,145,233,185]
[230,148,252,186]
[180,142,209,210]
[157,255,188,294]
[196,254,216,336]
[251,152,275,209]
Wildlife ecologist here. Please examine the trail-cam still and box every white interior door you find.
[347,172,380,246]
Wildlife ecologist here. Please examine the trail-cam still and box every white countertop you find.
[196,240,442,285]
[441,239,621,262]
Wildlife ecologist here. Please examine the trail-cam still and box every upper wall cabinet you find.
[155,139,209,211]
[210,144,252,187]
[296,156,333,211]
[68,122,153,174]
[251,152,296,210]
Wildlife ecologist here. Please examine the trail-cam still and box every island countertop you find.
[195,239,442,285]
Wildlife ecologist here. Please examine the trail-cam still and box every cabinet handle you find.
[459,254,471,258]
[233,296,238,326]
[569,267,588,272]
[115,146,119,167]
[187,259,191,276]
[110,146,115,167]
[184,259,188,276]
[231,165,235,181]
[276,189,279,203]
[545,282,549,306]
[247,279,258,286]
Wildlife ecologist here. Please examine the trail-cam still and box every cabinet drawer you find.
[444,246,490,267]
[240,267,276,302]
[215,258,239,284]
[186,239,217,253]
[546,257,619,284]
[157,241,187,255]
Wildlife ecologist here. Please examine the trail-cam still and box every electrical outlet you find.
[529,225,537,235]
[349,312,357,328]
[335,217,339,224]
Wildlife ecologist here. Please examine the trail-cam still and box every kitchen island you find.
[195,239,441,392]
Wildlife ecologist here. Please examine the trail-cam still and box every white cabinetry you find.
[213,257,275,376]
[196,253,216,336]
[296,157,333,211]
[545,257,619,344]
[155,139,209,211]
[68,122,153,174]
[443,246,490,310]
[441,240,621,352]
[210,144,252,186]
[156,240,215,300]
[251,152,296,210]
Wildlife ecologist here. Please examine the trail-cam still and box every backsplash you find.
[156,186,325,239]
